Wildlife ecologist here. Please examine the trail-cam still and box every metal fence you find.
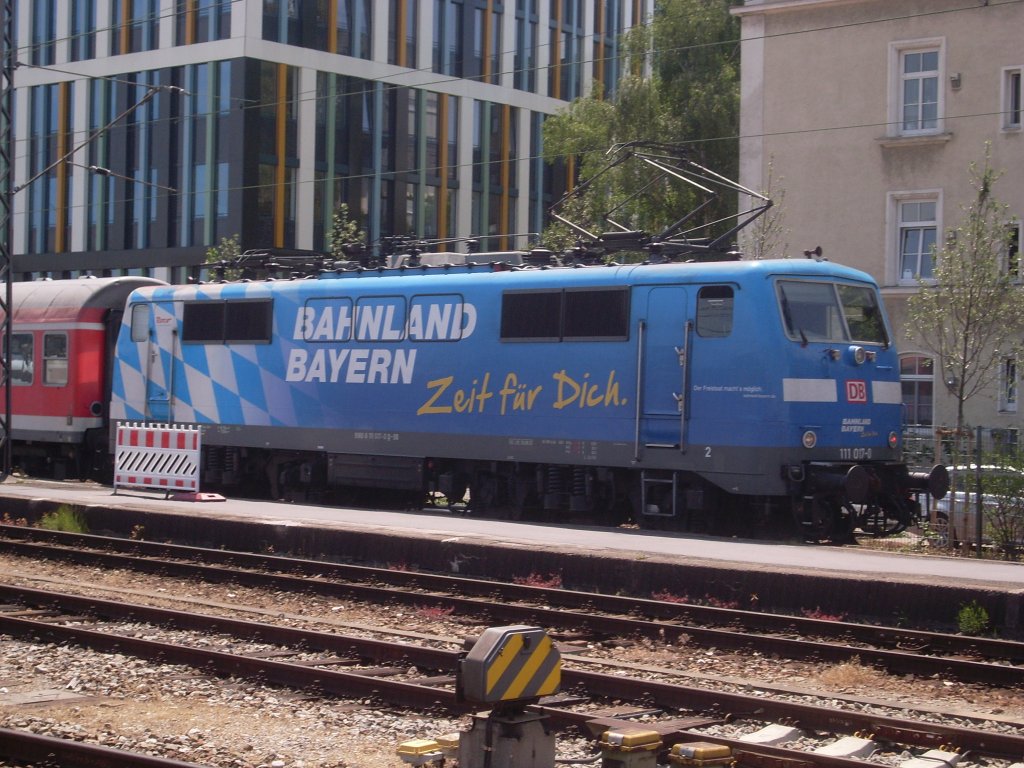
[903,426,1024,558]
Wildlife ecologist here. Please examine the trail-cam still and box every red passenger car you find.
[1,276,165,478]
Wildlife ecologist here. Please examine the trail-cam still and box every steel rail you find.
[2,586,1024,760]
[2,531,1022,687]
[0,726,214,768]
[4,524,1021,662]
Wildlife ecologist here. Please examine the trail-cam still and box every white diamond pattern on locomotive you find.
[110,339,147,421]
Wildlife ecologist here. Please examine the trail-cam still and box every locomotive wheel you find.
[800,498,854,544]
[854,502,908,538]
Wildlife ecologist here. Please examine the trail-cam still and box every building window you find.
[111,0,160,55]
[514,0,538,92]
[901,49,939,133]
[32,1,57,66]
[890,40,943,136]
[900,355,934,427]
[892,195,939,285]
[433,0,464,76]
[70,0,97,61]
[1003,67,1022,130]
[1004,222,1021,281]
[1001,357,1018,413]
[388,0,417,68]
[176,0,231,45]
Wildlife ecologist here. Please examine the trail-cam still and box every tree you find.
[740,155,789,260]
[204,233,241,281]
[326,202,366,261]
[906,147,1024,436]
[541,0,741,246]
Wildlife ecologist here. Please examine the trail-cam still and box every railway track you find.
[1,581,1023,768]
[1,524,1022,687]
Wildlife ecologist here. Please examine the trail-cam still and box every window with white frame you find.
[901,49,939,132]
[897,198,938,283]
[890,40,943,137]
[1004,222,1021,281]
[1003,67,1022,130]
[900,354,934,426]
[1000,357,1018,413]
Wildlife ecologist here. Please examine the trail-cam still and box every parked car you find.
[931,465,1024,547]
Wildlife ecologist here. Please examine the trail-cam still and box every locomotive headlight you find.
[802,430,817,449]
[849,345,867,365]
[888,431,899,450]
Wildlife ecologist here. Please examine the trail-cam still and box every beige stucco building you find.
[733,0,1024,448]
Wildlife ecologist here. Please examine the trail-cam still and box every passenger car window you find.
[43,333,68,386]
[6,333,33,385]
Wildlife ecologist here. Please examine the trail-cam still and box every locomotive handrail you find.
[680,320,694,453]
[634,319,646,462]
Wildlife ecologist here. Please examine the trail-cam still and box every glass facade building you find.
[11,0,648,281]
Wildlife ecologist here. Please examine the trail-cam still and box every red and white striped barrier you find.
[114,422,205,498]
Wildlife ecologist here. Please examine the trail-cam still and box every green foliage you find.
[204,234,242,280]
[541,0,740,246]
[38,505,88,534]
[906,146,1024,434]
[956,600,990,636]
[974,456,1024,560]
[205,233,241,263]
[327,203,366,261]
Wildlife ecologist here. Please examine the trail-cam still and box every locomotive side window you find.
[130,304,149,342]
[501,288,629,341]
[302,298,354,342]
[42,333,68,386]
[696,286,734,337]
[182,299,273,343]
[501,291,562,340]
[182,302,224,342]
[224,300,273,342]
[564,288,629,339]
[837,284,889,345]
[5,333,33,385]
[355,296,406,342]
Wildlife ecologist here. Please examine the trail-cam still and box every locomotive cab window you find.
[43,333,68,386]
[697,286,734,337]
[182,299,273,343]
[5,333,33,385]
[837,284,889,345]
[777,280,889,345]
[501,288,629,341]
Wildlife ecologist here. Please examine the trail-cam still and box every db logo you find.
[846,380,868,403]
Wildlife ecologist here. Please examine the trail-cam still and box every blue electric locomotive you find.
[110,257,946,540]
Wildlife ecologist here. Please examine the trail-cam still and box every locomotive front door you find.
[142,301,179,423]
[640,286,690,452]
